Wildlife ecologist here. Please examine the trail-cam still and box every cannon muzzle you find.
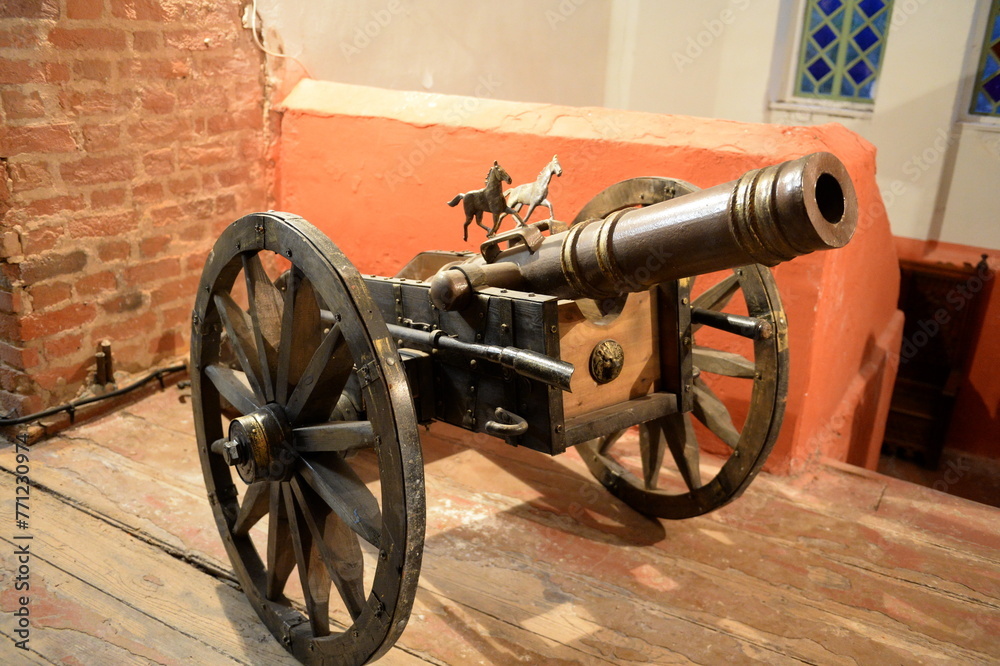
[430,152,857,310]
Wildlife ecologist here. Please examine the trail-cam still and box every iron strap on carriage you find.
[190,151,857,664]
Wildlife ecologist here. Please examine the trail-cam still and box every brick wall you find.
[0,0,269,417]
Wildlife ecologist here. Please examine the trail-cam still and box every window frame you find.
[958,0,1000,128]
[770,0,891,117]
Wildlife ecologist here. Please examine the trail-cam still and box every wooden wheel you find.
[573,179,789,519]
[190,212,424,664]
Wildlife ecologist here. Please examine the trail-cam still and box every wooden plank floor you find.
[1,385,998,664]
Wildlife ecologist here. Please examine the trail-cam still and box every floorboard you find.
[1,386,997,664]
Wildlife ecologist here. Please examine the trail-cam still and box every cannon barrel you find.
[430,152,858,310]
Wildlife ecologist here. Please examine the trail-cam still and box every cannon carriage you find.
[190,152,857,664]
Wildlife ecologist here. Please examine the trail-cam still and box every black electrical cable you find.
[0,363,188,427]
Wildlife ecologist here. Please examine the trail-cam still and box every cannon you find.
[190,152,857,664]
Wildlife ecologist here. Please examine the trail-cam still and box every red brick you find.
[1,90,45,120]
[98,240,130,262]
[22,194,86,217]
[34,363,89,392]
[140,87,175,114]
[111,0,177,21]
[43,333,83,360]
[0,340,40,371]
[60,89,130,116]
[118,58,190,80]
[149,204,182,227]
[60,155,135,186]
[164,28,229,51]
[0,27,42,48]
[151,274,199,306]
[133,31,159,51]
[91,309,157,344]
[0,391,42,419]
[132,181,162,204]
[67,0,102,19]
[142,148,174,176]
[72,59,113,81]
[20,250,88,283]
[0,312,20,339]
[91,187,126,208]
[102,290,144,313]
[184,248,210,272]
[0,366,32,394]
[21,302,97,339]
[214,193,237,217]
[0,0,59,19]
[212,165,252,188]
[69,211,139,238]
[139,234,171,258]
[1,124,77,155]
[125,257,180,285]
[21,227,63,256]
[178,140,237,168]
[149,328,187,357]
[49,28,126,50]
[160,303,190,329]
[200,55,259,79]
[76,270,116,295]
[128,116,192,144]
[8,162,53,192]
[29,282,72,310]
[82,123,120,152]
[167,174,198,196]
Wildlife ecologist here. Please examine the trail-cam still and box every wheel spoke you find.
[266,482,295,600]
[692,346,756,378]
[692,273,740,313]
[639,421,666,490]
[662,413,702,491]
[598,429,626,456]
[214,292,266,402]
[275,270,298,405]
[233,481,270,535]
[243,254,279,402]
[288,278,323,387]
[691,377,741,448]
[290,477,366,621]
[285,323,349,424]
[294,421,376,454]
[205,365,260,415]
[299,455,382,548]
[283,484,331,637]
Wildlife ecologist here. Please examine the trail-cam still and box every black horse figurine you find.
[447,161,524,241]
[504,155,562,224]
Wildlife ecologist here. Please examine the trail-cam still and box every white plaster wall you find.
[259,0,997,248]
[253,0,612,107]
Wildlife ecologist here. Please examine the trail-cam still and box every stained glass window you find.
[794,0,894,103]
[971,0,1000,116]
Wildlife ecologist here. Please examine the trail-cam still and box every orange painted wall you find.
[894,237,999,459]
[275,80,902,474]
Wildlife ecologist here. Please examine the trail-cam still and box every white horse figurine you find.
[504,155,562,225]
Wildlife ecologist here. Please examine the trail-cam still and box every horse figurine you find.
[447,161,524,241]
[504,155,562,224]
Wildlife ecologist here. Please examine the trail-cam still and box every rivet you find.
[550,325,557,333]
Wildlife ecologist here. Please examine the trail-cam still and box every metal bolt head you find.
[222,439,242,465]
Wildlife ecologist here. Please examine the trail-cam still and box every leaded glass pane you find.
[793,0,894,104]
[970,0,1000,117]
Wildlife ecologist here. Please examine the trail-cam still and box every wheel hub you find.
[224,403,294,483]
